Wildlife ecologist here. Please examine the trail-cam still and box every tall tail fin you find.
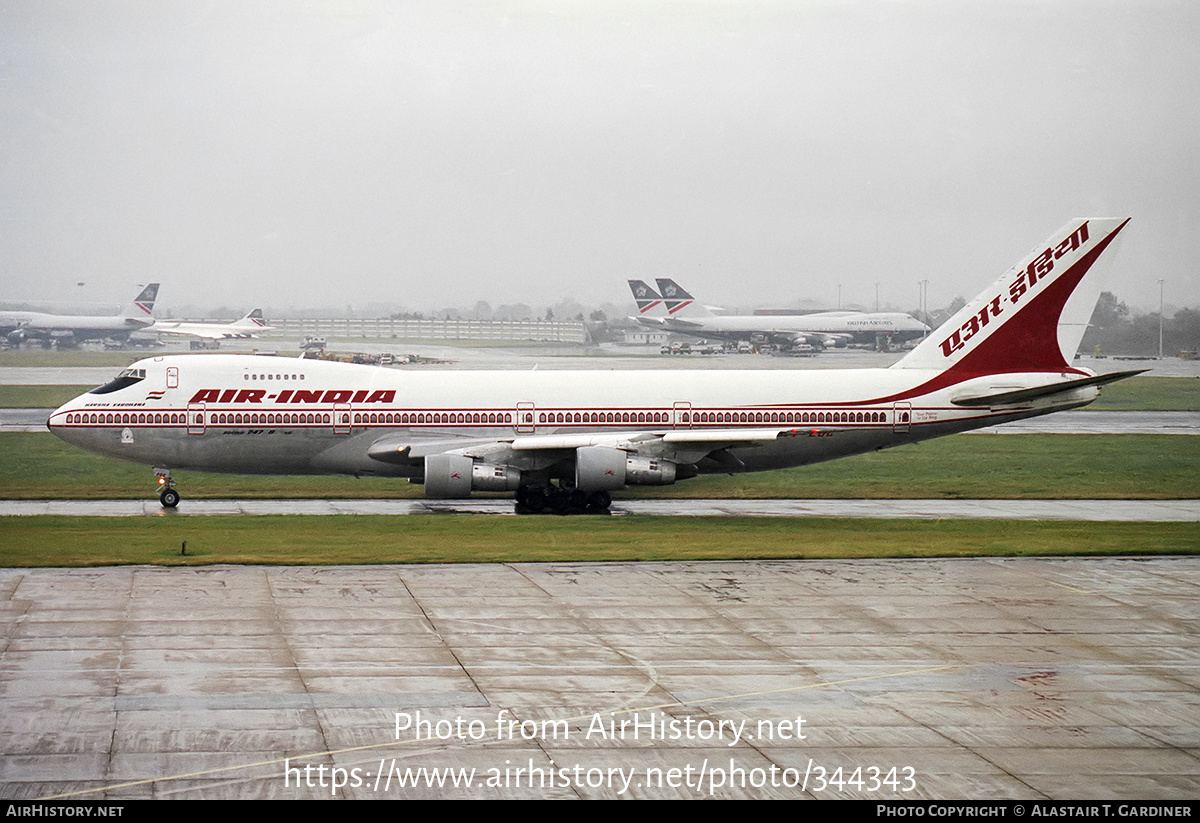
[121,283,159,321]
[654,279,714,317]
[893,219,1130,375]
[628,280,664,315]
[237,308,268,328]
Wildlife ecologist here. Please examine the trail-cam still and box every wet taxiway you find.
[1,558,1197,799]
[3,497,1198,521]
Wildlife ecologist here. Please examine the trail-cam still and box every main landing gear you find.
[155,468,180,509]
[514,484,612,515]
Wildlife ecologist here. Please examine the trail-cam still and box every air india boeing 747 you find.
[49,219,1136,513]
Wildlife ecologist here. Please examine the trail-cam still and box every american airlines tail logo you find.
[939,221,1089,359]
[189,389,396,404]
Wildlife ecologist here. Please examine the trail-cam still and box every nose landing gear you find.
[155,468,180,508]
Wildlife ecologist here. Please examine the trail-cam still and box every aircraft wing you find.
[366,426,831,469]
[367,436,508,464]
[661,317,706,329]
[155,324,258,340]
[512,427,810,456]
[811,332,853,346]
[156,327,226,340]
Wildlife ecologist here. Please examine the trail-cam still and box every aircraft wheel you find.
[160,488,180,509]
[585,490,612,512]
[548,487,572,514]
[520,486,548,514]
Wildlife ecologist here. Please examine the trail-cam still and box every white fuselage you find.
[637,311,929,345]
[47,354,1099,480]
[1,310,152,340]
[152,320,267,340]
[677,312,926,333]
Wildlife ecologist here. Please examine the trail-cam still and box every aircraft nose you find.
[47,399,84,444]
[47,402,69,436]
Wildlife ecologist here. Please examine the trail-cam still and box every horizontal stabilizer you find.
[663,317,705,329]
[950,370,1147,408]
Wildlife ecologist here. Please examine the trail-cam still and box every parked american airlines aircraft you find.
[629,278,928,349]
[1,284,159,346]
[151,309,272,341]
[50,219,1136,513]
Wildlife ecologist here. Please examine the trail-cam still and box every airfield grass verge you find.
[0,385,97,408]
[1,515,1196,567]
[1086,375,1200,411]
[0,351,141,368]
[2,432,1196,500]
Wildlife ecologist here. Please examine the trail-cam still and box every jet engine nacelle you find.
[423,454,521,498]
[575,446,676,491]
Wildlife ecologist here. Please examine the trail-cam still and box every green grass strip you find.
[1086,375,1200,411]
[0,385,98,408]
[4,432,1195,500]
[0,515,1196,567]
[0,351,141,368]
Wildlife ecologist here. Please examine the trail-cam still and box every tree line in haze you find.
[1079,292,1199,357]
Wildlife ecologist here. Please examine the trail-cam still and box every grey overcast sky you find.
[2,0,1197,316]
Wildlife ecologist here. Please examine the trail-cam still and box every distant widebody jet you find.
[151,309,272,341]
[1,284,159,346]
[50,219,1135,514]
[628,278,927,349]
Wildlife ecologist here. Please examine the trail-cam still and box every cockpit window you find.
[90,368,147,395]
